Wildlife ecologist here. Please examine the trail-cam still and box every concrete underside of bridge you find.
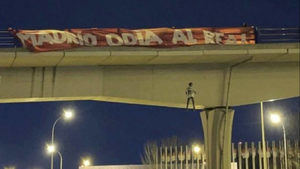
[0,43,299,107]
[0,43,299,169]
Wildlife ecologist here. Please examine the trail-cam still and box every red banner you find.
[12,27,255,52]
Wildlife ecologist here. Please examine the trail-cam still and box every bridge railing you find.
[0,27,299,48]
[256,27,300,43]
[0,29,17,48]
[0,29,21,48]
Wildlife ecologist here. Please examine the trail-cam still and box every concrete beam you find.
[0,96,204,109]
[0,43,298,67]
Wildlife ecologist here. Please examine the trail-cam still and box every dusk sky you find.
[0,0,299,29]
[0,0,299,169]
[0,97,299,169]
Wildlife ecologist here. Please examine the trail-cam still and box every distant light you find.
[268,99,275,102]
[193,145,201,154]
[82,159,91,167]
[46,144,56,154]
[63,109,74,120]
[270,114,281,124]
[4,166,16,169]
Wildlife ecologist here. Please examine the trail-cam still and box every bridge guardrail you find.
[256,27,300,43]
[0,29,21,48]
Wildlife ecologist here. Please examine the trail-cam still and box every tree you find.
[141,136,178,168]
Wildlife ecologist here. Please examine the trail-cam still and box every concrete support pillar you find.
[200,107,235,169]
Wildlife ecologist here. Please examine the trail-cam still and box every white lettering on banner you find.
[134,31,145,45]
[106,34,124,46]
[66,33,79,44]
[172,30,187,44]
[186,29,197,44]
[241,33,246,44]
[144,31,163,45]
[172,29,197,45]
[29,35,39,47]
[76,33,84,45]
[16,33,31,47]
[122,33,137,45]
[83,33,97,46]
[203,30,216,44]
[215,32,224,44]
[203,30,240,44]
[225,34,237,44]
[106,31,162,46]
[52,32,67,44]
[37,34,54,45]
[17,32,98,47]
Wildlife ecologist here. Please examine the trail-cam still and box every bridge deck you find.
[0,43,298,67]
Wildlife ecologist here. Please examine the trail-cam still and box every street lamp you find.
[81,158,92,167]
[193,145,201,154]
[46,144,56,154]
[270,114,281,124]
[46,144,63,169]
[51,109,74,169]
[270,113,288,169]
[63,110,74,120]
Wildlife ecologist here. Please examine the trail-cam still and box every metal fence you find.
[0,27,299,48]
[0,30,18,48]
[156,140,299,169]
[256,28,300,43]
[232,140,299,169]
[158,145,206,169]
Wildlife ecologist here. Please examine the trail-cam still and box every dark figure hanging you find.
[186,82,196,110]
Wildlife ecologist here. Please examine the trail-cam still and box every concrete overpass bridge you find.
[0,37,299,169]
[0,43,299,107]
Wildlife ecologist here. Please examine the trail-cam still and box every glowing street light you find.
[82,158,92,167]
[193,145,201,154]
[46,144,56,154]
[63,110,74,120]
[270,113,281,124]
[50,109,75,169]
[270,113,287,169]
[83,160,91,166]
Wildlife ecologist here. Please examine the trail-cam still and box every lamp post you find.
[57,151,63,169]
[51,109,74,169]
[270,113,288,169]
[260,102,268,169]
